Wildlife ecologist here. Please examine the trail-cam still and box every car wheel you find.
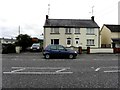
[69,54,74,59]
[45,54,50,59]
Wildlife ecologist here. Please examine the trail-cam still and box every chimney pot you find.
[91,16,94,22]
[46,15,49,19]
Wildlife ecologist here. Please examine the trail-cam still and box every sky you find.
[0,0,119,39]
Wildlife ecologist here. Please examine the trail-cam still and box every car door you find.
[50,45,59,57]
[57,45,68,58]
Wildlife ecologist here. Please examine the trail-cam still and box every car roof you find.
[45,44,64,49]
[32,43,40,45]
[48,44,63,47]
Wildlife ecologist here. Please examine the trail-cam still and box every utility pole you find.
[48,0,50,16]
[18,25,20,35]
[92,6,94,16]
[89,6,95,16]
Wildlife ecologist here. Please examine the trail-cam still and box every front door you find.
[112,43,115,48]
[51,39,59,45]
[57,45,68,57]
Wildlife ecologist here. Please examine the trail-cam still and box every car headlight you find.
[30,47,32,49]
[37,47,40,49]
[75,51,77,53]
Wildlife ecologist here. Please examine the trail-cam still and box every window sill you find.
[74,33,81,34]
[65,33,72,34]
[86,34,95,35]
[50,33,60,34]
[86,45,95,46]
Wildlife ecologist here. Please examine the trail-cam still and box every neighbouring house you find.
[100,24,120,48]
[0,38,16,54]
[0,38,16,44]
[43,15,100,49]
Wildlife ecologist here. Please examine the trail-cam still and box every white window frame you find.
[75,38,79,45]
[66,38,71,45]
[51,28,59,33]
[87,39,94,46]
[65,28,71,34]
[51,39,59,45]
[87,28,94,35]
[75,28,80,34]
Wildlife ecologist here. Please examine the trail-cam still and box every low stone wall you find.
[66,47,120,54]
[90,48,113,54]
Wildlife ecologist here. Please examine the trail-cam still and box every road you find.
[2,52,119,89]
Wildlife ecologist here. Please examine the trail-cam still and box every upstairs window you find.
[65,28,71,34]
[51,28,59,34]
[75,28,80,34]
[86,28,94,35]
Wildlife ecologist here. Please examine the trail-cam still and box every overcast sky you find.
[0,0,119,39]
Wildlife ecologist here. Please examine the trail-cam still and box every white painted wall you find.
[44,27,100,49]
[90,48,113,53]
[101,26,111,45]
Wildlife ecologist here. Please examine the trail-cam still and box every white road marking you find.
[95,68,100,71]
[11,68,25,72]
[12,67,70,69]
[56,68,66,72]
[93,59,118,61]
[3,71,73,74]
[94,66,119,73]
[3,67,73,75]
[104,70,120,73]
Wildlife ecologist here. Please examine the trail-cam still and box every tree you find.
[16,34,32,51]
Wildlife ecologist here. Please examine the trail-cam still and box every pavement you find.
[2,52,120,89]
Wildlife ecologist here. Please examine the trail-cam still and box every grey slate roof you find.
[44,19,100,28]
[112,38,120,42]
[105,24,120,32]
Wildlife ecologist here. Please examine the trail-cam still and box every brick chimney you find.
[91,16,94,22]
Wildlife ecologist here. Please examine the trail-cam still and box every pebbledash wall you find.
[44,27,99,49]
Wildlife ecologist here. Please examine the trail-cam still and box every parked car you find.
[30,43,42,52]
[43,44,78,59]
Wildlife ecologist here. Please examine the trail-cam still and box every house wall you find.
[44,27,100,49]
[101,26,111,45]
[111,32,120,38]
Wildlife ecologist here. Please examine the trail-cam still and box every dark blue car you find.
[43,45,77,59]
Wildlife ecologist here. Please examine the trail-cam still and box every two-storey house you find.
[44,15,100,49]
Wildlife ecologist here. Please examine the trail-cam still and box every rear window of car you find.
[32,43,40,46]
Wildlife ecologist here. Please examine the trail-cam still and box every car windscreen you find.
[32,44,40,47]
